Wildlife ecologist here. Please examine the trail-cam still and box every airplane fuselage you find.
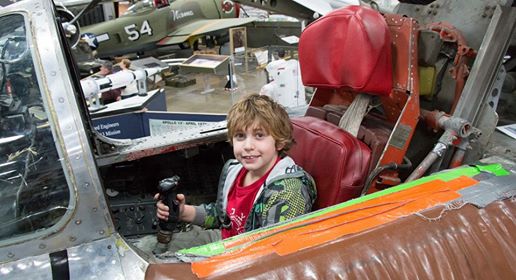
[81,0,240,57]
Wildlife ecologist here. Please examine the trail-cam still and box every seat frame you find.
[305,13,421,190]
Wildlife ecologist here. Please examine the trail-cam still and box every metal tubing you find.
[406,142,447,182]
[449,138,470,168]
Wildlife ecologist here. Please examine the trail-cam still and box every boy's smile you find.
[232,122,283,183]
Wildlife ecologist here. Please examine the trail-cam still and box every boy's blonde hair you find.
[227,94,294,153]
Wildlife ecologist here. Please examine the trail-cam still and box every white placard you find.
[497,123,516,140]
[188,58,223,68]
[280,35,299,45]
[149,119,210,136]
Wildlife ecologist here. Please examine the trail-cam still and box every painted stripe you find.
[96,33,110,43]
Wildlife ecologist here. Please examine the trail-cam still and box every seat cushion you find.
[289,116,371,210]
[298,5,392,95]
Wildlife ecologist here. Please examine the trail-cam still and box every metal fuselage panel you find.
[0,0,113,267]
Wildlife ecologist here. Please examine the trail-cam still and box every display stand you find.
[90,88,166,118]
[201,73,215,94]
[227,55,237,104]
[88,94,106,112]
[130,57,170,95]
[229,27,248,73]
[179,54,230,95]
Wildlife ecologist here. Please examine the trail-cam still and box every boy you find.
[155,94,316,251]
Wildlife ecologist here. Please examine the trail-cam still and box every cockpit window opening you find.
[0,13,70,244]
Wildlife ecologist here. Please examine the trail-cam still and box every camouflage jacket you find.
[192,157,316,233]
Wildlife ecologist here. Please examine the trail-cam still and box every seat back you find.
[289,116,371,210]
[306,105,392,176]
[295,5,421,191]
[286,5,391,208]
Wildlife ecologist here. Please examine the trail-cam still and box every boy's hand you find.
[154,193,187,221]
[154,193,169,220]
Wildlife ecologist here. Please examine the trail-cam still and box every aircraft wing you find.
[292,0,359,15]
[157,18,256,46]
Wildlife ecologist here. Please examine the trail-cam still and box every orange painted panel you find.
[192,176,477,278]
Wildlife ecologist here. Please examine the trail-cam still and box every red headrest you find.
[299,6,392,95]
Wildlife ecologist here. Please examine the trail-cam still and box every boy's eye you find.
[255,132,265,139]
[234,133,245,140]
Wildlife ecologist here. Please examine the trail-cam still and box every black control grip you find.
[157,175,180,230]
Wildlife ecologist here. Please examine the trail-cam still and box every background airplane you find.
[80,0,255,58]
[232,1,438,19]
[231,0,360,20]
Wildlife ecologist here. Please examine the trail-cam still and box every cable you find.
[360,156,412,196]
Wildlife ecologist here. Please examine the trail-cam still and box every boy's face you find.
[232,122,284,178]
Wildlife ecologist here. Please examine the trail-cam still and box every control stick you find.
[153,175,180,254]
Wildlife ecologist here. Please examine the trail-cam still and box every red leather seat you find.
[288,6,393,208]
[289,117,371,210]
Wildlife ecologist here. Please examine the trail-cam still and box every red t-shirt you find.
[222,159,279,239]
